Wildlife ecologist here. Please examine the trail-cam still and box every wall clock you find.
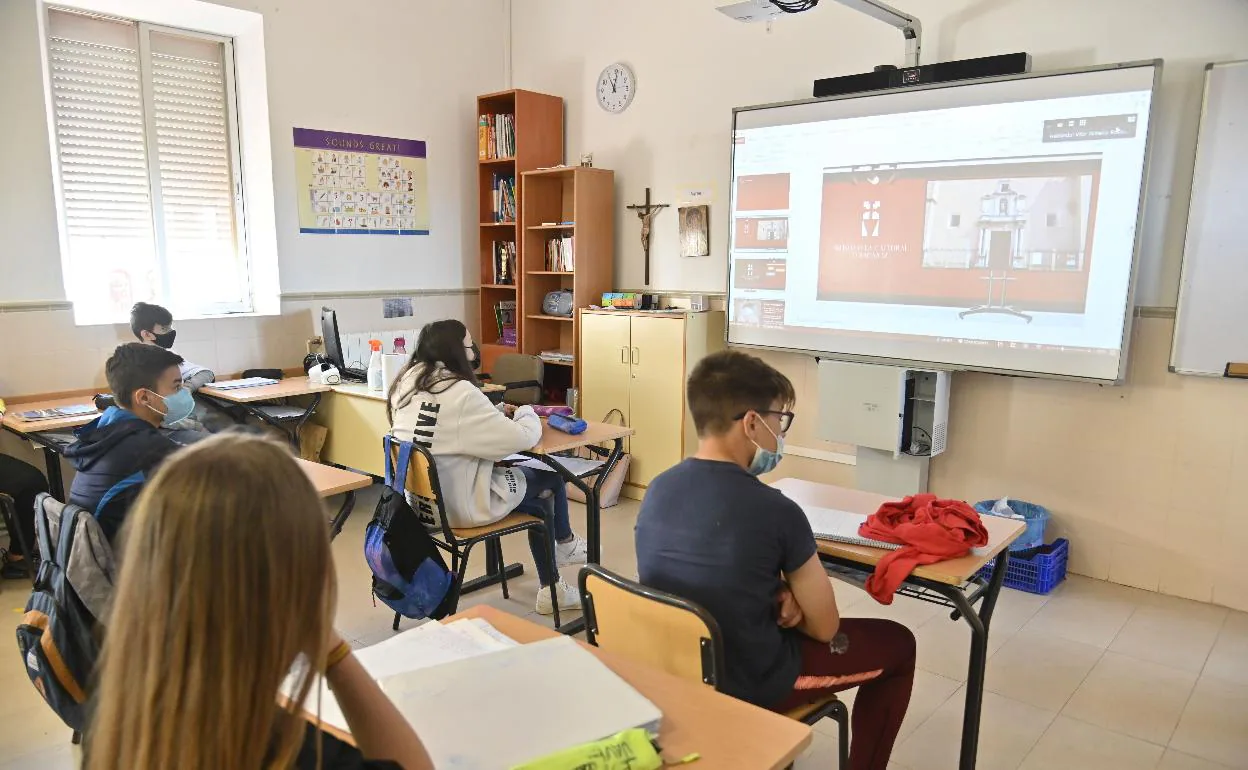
[597,62,636,114]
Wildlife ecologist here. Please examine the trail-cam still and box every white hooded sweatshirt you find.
[389,364,542,528]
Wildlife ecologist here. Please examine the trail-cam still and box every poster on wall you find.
[293,127,430,235]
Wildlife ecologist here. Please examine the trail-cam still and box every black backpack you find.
[16,494,116,731]
[364,438,455,620]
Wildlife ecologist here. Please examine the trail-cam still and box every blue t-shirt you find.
[635,458,817,708]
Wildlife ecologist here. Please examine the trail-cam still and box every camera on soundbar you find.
[813,52,1032,98]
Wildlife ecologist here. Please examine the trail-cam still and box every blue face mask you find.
[746,416,784,476]
[149,387,196,427]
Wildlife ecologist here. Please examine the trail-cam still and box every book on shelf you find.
[491,240,518,285]
[491,173,516,223]
[478,113,515,160]
[545,235,574,271]
[494,299,517,345]
[538,350,574,364]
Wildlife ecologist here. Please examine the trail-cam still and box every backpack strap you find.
[382,435,414,494]
[56,502,79,567]
[34,494,56,562]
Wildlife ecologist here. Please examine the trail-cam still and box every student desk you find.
[1,397,100,500]
[311,382,506,477]
[460,418,633,626]
[773,477,1025,770]
[199,378,333,449]
[310,605,812,770]
[297,458,372,539]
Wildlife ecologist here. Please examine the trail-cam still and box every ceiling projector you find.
[716,0,791,23]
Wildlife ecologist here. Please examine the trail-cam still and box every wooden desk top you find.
[773,477,1026,586]
[530,418,633,455]
[1,397,99,434]
[453,607,810,769]
[297,458,372,498]
[200,378,332,403]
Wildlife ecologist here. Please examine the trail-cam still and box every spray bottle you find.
[367,339,384,392]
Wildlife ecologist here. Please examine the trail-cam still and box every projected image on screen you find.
[736,217,790,250]
[815,158,1100,316]
[727,63,1157,381]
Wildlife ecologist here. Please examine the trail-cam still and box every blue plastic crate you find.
[976,538,1069,595]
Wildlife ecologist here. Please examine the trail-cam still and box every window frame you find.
[137,20,251,316]
[38,0,279,325]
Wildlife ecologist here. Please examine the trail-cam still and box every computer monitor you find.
[321,306,364,380]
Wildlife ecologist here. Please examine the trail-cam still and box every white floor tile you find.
[1169,675,1248,768]
[893,688,1055,770]
[986,631,1104,711]
[1020,716,1165,769]
[1062,651,1197,746]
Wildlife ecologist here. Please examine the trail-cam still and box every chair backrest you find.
[491,354,544,405]
[242,368,284,381]
[386,438,457,543]
[578,565,725,689]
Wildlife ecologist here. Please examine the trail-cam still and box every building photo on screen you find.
[727,62,1158,381]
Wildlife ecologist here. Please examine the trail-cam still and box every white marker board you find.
[1170,60,1248,376]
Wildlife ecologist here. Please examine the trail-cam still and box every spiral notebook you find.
[801,505,901,551]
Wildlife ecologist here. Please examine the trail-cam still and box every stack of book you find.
[491,241,517,285]
[545,235,574,271]
[478,114,515,160]
[494,300,517,346]
[492,173,516,222]
[538,350,574,365]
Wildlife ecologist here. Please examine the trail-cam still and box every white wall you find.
[217,0,506,293]
[0,0,66,302]
[511,0,1248,307]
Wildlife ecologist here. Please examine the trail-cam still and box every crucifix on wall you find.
[626,187,668,286]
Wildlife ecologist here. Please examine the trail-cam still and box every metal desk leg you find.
[931,550,1011,770]
[42,446,65,502]
[519,437,624,635]
[328,491,357,541]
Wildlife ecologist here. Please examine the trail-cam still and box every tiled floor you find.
[2,487,1246,769]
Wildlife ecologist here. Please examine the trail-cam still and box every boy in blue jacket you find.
[65,343,190,539]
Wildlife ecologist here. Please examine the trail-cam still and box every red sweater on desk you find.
[859,494,988,604]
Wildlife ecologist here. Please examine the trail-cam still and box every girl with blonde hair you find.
[85,433,433,770]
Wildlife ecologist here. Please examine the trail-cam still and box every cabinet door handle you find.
[631,347,640,365]
[620,346,629,364]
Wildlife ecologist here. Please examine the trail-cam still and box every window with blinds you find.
[46,8,248,324]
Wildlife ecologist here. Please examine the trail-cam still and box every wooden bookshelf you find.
[476,89,564,374]
[520,166,615,394]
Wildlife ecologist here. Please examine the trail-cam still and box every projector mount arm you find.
[828,0,922,66]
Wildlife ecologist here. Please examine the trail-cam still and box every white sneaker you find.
[554,534,588,567]
[535,579,581,615]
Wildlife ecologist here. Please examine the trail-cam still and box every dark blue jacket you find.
[64,407,176,522]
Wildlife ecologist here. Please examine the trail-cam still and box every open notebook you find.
[287,620,660,769]
[800,505,901,551]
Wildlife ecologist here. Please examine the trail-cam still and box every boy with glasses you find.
[635,350,916,770]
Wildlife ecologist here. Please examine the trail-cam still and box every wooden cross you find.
[626,187,668,286]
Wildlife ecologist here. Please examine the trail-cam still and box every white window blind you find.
[46,8,247,325]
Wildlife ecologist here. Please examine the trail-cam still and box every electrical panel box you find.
[816,361,951,459]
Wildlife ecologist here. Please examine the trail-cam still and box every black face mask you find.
[152,330,177,349]
[467,343,481,371]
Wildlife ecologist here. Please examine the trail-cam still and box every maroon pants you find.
[772,618,916,770]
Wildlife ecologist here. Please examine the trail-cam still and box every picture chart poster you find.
[293,127,430,235]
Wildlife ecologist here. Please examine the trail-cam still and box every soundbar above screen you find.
[728,62,1159,382]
